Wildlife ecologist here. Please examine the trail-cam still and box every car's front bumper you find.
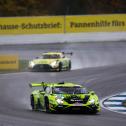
[49,103,100,113]
[31,64,59,71]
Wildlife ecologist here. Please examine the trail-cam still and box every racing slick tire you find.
[90,110,98,114]
[68,61,71,71]
[44,97,51,113]
[31,95,41,111]
[31,95,35,110]
[89,108,99,114]
[59,62,63,72]
[37,99,43,110]
[32,65,40,72]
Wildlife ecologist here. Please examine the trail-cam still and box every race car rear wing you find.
[29,82,45,88]
[62,52,73,55]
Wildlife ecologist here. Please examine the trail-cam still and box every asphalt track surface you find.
[0,42,126,126]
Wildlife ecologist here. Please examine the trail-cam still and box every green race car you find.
[30,82,101,114]
[28,52,72,71]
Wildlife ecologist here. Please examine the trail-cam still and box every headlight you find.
[29,61,35,68]
[50,61,58,68]
[89,99,95,104]
[55,95,64,104]
[56,99,64,104]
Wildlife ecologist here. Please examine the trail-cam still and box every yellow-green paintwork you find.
[30,82,101,113]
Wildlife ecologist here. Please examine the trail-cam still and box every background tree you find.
[0,0,126,16]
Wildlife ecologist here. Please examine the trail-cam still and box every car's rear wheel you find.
[68,61,71,71]
[31,95,35,110]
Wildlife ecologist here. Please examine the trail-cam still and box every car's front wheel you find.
[32,65,41,72]
[59,62,63,72]
[44,97,50,113]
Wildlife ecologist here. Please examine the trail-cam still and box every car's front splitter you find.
[49,104,100,113]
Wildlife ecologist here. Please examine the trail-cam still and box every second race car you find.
[28,52,72,72]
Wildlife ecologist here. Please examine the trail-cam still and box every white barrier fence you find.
[0,32,126,45]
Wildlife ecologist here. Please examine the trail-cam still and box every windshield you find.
[53,87,88,94]
[43,54,60,59]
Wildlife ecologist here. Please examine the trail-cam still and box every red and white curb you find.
[100,92,126,114]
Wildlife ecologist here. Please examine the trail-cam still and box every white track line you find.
[100,92,126,115]
[108,97,126,100]
[108,107,126,110]
[104,102,122,105]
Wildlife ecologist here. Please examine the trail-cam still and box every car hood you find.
[56,94,90,103]
[63,94,89,99]
[32,59,59,64]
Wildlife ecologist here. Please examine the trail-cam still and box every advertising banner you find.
[66,14,126,33]
[0,14,126,35]
[0,16,64,34]
[0,55,19,70]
